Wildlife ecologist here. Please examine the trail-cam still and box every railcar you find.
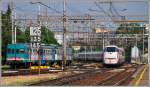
[103,45,125,65]
[75,52,103,62]
[6,43,72,68]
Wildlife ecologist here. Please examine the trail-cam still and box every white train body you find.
[103,45,125,65]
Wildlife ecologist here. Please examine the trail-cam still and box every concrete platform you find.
[139,66,149,86]
[130,64,149,86]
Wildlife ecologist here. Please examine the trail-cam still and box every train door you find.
[30,48,37,63]
[50,47,55,65]
[40,49,45,65]
[44,48,51,65]
[58,47,62,64]
[54,48,58,64]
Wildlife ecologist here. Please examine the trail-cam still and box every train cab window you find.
[19,49,25,54]
[105,47,116,52]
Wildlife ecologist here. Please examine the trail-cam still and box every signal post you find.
[30,26,41,75]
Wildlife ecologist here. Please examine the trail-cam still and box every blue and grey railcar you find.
[6,43,73,67]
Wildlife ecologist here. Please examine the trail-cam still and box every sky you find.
[0,0,149,20]
[0,0,149,43]
[0,0,149,32]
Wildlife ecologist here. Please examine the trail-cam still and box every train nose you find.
[104,58,118,64]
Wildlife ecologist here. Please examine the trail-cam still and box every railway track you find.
[95,68,136,86]
[2,69,53,76]
[29,64,139,86]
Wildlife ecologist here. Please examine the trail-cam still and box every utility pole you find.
[0,9,2,81]
[11,0,14,44]
[38,4,41,75]
[142,26,145,63]
[62,0,67,70]
[10,0,16,44]
[14,12,16,44]
[148,1,150,83]
[10,0,17,69]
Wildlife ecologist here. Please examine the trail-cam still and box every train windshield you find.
[105,47,116,52]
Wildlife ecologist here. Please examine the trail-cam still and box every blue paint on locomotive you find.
[7,43,29,62]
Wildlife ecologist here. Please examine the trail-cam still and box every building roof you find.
[95,28,111,33]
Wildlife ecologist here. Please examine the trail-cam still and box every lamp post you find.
[0,9,2,78]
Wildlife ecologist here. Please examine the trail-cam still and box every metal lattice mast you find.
[62,0,67,70]
[0,7,2,79]
[148,1,150,64]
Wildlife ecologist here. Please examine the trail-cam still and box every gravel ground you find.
[1,71,82,86]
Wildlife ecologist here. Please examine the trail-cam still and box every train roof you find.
[105,45,119,48]
[105,45,124,51]
[77,51,103,54]
[7,43,63,50]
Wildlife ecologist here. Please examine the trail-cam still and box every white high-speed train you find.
[103,45,125,65]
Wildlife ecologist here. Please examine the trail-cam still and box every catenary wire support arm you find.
[30,2,61,14]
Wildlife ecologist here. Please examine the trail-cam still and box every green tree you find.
[16,26,26,43]
[1,5,12,64]
[41,26,58,45]
[116,23,144,34]
[24,27,30,43]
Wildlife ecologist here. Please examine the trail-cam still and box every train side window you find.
[40,49,43,54]
[16,49,19,54]
[44,49,46,53]
[116,49,119,52]
[48,49,50,54]
[43,49,45,54]
[46,49,48,54]
[47,49,49,54]
[7,49,11,53]
[45,49,47,54]
[12,49,15,54]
